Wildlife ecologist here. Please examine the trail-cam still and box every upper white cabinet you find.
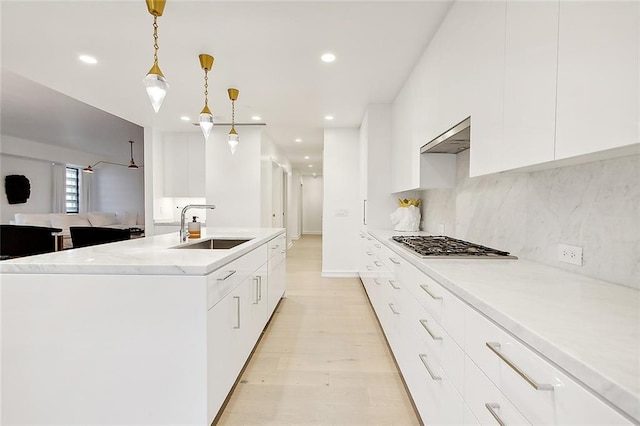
[555,1,639,160]
[163,133,205,197]
[465,0,507,177]
[501,1,559,171]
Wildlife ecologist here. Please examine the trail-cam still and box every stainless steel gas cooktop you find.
[391,235,517,259]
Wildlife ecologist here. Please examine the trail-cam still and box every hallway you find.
[217,235,420,425]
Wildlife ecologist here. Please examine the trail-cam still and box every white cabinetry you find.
[204,237,286,424]
[267,233,286,316]
[502,1,558,170]
[163,133,205,197]
[360,232,633,425]
[466,0,507,177]
[555,1,639,160]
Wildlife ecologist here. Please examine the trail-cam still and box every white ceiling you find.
[1,0,452,174]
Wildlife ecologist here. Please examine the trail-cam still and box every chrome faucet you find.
[180,204,216,242]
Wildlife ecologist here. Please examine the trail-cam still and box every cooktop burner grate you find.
[391,235,516,259]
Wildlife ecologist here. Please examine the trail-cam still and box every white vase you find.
[390,205,421,232]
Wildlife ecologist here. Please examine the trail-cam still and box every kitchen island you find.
[0,227,286,425]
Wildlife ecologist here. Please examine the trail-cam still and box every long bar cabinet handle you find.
[419,319,442,340]
[388,280,401,289]
[486,342,554,391]
[485,403,506,426]
[389,257,400,265]
[418,354,441,381]
[388,303,400,315]
[233,296,241,329]
[374,261,383,267]
[420,284,442,300]
[217,270,237,281]
[373,278,381,285]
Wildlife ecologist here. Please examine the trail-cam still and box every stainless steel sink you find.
[173,238,253,250]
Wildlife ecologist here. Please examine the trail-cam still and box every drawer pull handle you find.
[374,261,383,267]
[389,280,401,289]
[373,278,382,285]
[217,270,237,281]
[486,342,554,391]
[389,257,400,265]
[367,251,374,256]
[419,319,442,341]
[375,244,381,248]
[253,277,260,304]
[388,303,400,315]
[485,403,506,426]
[272,245,279,249]
[366,266,373,271]
[418,354,441,381]
[233,296,241,329]
[420,284,442,300]
[367,237,373,241]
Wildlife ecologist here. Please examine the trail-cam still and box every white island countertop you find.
[0,227,285,276]
[368,229,640,423]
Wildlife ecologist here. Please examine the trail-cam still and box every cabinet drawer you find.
[412,308,465,396]
[399,342,464,425]
[207,245,267,309]
[464,355,531,425]
[268,235,286,266]
[465,307,632,425]
[404,264,466,347]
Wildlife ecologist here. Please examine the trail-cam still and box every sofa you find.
[13,212,143,249]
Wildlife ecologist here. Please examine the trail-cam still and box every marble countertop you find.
[0,228,285,276]
[368,229,640,422]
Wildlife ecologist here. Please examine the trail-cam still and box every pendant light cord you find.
[204,70,209,107]
[152,14,159,66]
[231,99,235,131]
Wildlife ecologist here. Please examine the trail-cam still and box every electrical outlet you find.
[558,244,583,266]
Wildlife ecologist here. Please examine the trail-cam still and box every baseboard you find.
[321,271,360,278]
[291,235,301,240]
[302,232,322,235]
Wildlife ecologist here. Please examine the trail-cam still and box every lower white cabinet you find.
[206,236,285,424]
[267,234,287,315]
[360,232,632,425]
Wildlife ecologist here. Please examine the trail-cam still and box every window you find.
[65,167,79,213]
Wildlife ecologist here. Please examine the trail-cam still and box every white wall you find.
[287,171,302,240]
[420,150,640,289]
[206,127,262,227]
[322,128,360,276]
[1,135,144,224]
[302,175,323,234]
[92,165,145,222]
[0,154,53,223]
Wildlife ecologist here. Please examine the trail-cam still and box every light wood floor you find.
[216,235,420,425]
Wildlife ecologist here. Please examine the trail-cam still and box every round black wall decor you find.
[5,174,31,204]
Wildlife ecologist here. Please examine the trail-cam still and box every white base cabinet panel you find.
[360,232,633,425]
[2,235,286,425]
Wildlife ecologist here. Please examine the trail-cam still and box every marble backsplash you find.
[419,150,640,289]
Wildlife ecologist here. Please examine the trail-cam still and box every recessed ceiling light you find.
[252,115,261,121]
[180,116,190,121]
[295,138,302,143]
[321,53,336,63]
[304,156,309,160]
[312,173,317,177]
[308,165,313,168]
[79,55,97,64]
[325,115,334,121]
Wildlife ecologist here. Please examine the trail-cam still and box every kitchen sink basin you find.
[173,238,253,250]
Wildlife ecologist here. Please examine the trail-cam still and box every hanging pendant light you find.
[128,140,139,169]
[198,54,215,141]
[143,0,168,113]
[227,88,239,154]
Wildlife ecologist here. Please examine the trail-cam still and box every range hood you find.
[420,117,470,154]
